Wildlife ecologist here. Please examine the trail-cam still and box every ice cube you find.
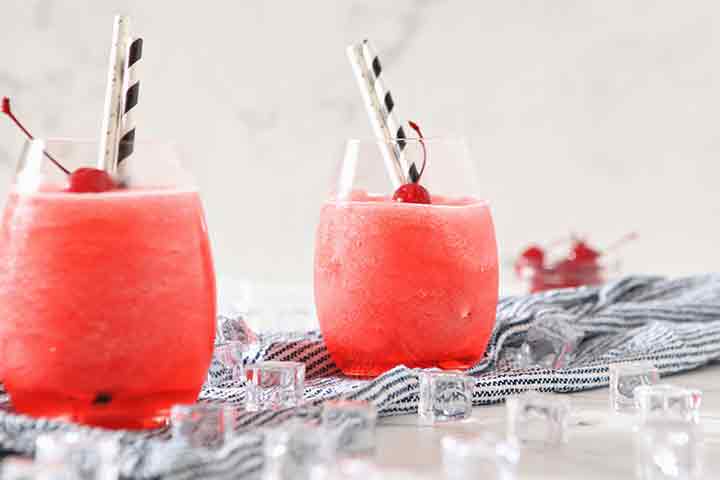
[442,432,520,480]
[35,432,118,480]
[506,391,570,446]
[517,317,583,369]
[609,361,660,413]
[634,384,702,424]
[321,400,377,454]
[634,419,702,479]
[214,341,249,381]
[169,403,238,449]
[216,313,257,345]
[418,369,474,425]
[264,421,337,480]
[1,457,76,480]
[245,361,305,411]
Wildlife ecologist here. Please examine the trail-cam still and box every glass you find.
[0,139,216,429]
[519,257,619,293]
[314,138,498,376]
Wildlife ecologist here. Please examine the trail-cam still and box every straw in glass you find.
[97,15,130,173]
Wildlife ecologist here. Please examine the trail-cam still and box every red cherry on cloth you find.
[67,168,116,193]
[520,246,545,266]
[392,183,431,204]
[514,245,545,278]
[570,240,600,263]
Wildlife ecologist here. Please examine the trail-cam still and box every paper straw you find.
[361,41,422,182]
[347,40,409,188]
[117,37,142,167]
[97,15,130,173]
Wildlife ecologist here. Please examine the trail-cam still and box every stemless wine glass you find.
[314,137,498,377]
[0,139,216,429]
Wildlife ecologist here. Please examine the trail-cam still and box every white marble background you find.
[1,1,719,289]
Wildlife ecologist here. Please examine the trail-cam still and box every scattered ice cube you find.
[215,341,250,381]
[418,369,474,425]
[609,361,660,413]
[506,391,570,446]
[442,432,520,480]
[634,385,702,424]
[264,421,337,480]
[216,313,258,345]
[170,403,238,449]
[517,317,583,369]
[246,361,305,411]
[321,400,377,454]
[634,419,702,479]
[35,432,119,480]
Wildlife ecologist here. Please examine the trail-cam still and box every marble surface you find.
[375,364,720,479]
[1,1,720,286]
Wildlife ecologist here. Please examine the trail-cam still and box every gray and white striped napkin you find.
[0,274,718,479]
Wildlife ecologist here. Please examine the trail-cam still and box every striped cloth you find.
[0,274,719,478]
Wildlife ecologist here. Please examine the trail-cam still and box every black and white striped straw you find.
[347,39,419,187]
[117,37,142,167]
[97,15,130,173]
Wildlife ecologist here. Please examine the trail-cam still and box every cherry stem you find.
[2,97,70,175]
[407,120,426,183]
[546,235,573,250]
[603,232,638,254]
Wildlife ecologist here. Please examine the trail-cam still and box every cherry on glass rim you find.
[68,168,116,193]
[392,182,431,204]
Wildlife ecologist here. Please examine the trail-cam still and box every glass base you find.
[9,389,199,430]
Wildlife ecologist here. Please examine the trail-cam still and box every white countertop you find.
[373,364,720,479]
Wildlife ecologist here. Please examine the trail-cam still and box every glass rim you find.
[331,196,490,208]
[346,136,467,145]
[25,137,177,147]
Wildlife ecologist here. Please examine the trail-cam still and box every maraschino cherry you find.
[68,168,116,193]
[2,97,116,193]
[392,120,431,204]
[515,245,545,276]
[392,183,431,204]
[570,239,600,264]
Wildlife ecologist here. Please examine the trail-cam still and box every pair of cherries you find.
[517,241,600,271]
[516,238,604,292]
[2,97,116,193]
